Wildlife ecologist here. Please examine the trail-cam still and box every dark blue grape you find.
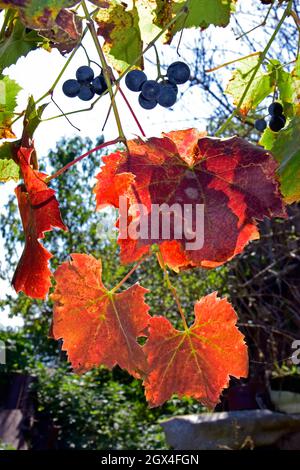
[99,73,108,93]
[269,115,285,132]
[76,66,94,83]
[167,61,190,85]
[163,80,178,95]
[268,102,283,116]
[138,93,157,110]
[125,70,147,92]
[91,75,107,95]
[78,85,95,101]
[91,77,103,95]
[158,84,177,108]
[254,118,267,132]
[141,80,160,100]
[62,79,80,98]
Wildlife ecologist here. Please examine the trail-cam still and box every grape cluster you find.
[254,101,286,133]
[125,61,190,110]
[62,65,108,101]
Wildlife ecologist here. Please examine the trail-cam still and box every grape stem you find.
[176,6,190,56]
[50,94,81,131]
[41,95,102,122]
[118,86,146,137]
[153,44,163,81]
[215,0,292,137]
[81,0,126,143]
[45,137,122,183]
[205,51,261,73]
[235,1,274,41]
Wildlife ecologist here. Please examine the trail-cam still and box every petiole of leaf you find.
[45,137,123,183]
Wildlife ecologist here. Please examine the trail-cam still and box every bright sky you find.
[0,0,290,327]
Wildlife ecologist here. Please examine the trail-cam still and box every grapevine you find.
[0,0,299,409]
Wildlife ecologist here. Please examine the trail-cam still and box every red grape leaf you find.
[12,146,67,299]
[51,253,151,377]
[56,9,81,41]
[143,292,248,408]
[95,128,286,270]
[94,152,135,209]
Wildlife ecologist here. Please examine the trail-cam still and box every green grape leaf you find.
[95,0,143,74]
[291,54,300,113]
[0,157,19,182]
[21,95,48,145]
[0,142,19,182]
[135,1,162,44]
[164,0,237,42]
[260,117,300,204]
[0,96,47,182]
[0,19,46,73]
[0,75,22,139]
[226,56,275,115]
[20,95,48,168]
[276,68,295,117]
[268,60,299,118]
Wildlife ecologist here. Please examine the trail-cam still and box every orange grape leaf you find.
[95,128,286,270]
[12,146,67,299]
[143,292,248,408]
[51,253,151,377]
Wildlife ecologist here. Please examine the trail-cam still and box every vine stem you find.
[205,51,261,73]
[45,137,122,183]
[81,0,126,142]
[215,0,292,137]
[291,10,300,58]
[41,95,101,122]
[110,255,148,294]
[235,1,274,41]
[50,94,81,131]
[153,44,163,80]
[118,86,146,137]
[156,249,189,331]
